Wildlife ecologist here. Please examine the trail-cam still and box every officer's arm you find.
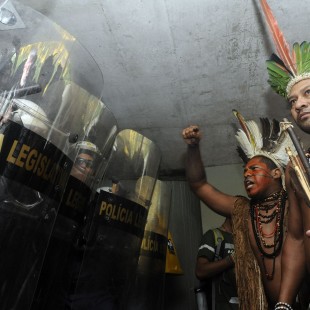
[195,255,234,280]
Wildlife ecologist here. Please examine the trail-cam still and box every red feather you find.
[260,0,297,76]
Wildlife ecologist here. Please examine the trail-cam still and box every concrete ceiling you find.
[16,0,310,176]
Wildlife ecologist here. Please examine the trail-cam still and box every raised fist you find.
[182,125,201,146]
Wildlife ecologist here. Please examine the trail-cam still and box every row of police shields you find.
[0,2,172,309]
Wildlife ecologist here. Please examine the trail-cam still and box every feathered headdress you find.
[259,0,310,97]
[233,110,296,185]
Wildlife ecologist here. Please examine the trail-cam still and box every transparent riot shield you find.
[71,129,161,310]
[31,85,118,310]
[0,1,117,309]
[127,180,172,310]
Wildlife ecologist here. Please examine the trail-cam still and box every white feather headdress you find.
[233,110,296,186]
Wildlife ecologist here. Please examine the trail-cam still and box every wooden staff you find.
[282,118,310,179]
[281,119,310,204]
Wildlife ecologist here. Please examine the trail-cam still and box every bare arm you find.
[195,255,234,280]
[278,166,306,304]
[183,125,237,216]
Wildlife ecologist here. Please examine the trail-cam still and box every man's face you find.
[243,157,276,198]
[288,79,310,133]
[71,152,94,183]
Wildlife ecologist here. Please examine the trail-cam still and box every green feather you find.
[294,43,302,72]
[293,42,310,74]
[266,60,290,97]
[300,42,310,74]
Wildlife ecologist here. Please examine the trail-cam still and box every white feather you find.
[235,130,255,158]
[246,120,263,150]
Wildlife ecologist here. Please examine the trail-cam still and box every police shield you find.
[32,85,118,310]
[72,129,161,309]
[127,180,172,310]
[0,2,116,309]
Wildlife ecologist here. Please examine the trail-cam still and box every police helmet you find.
[69,140,102,165]
[71,141,101,157]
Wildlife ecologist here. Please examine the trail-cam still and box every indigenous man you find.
[182,112,295,309]
[258,1,310,309]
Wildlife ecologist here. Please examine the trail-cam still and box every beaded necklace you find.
[250,189,287,280]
